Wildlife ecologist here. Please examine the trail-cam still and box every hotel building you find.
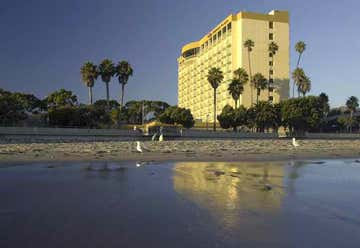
[178,10,290,122]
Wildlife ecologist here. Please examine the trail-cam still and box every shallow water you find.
[1,159,360,248]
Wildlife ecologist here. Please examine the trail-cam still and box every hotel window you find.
[269,61,273,66]
[269,33,273,40]
[269,22,273,29]
[218,31,221,39]
[269,69,273,75]
[222,27,226,34]
[269,53,273,57]
[213,35,217,43]
[269,79,274,84]
[269,96,274,102]
[227,22,232,31]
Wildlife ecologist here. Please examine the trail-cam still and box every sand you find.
[0,139,359,164]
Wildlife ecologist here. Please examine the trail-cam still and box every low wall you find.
[181,130,278,139]
[305,132,360,139]
[0,127,141,137]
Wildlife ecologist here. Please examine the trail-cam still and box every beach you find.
[0,139,359,163]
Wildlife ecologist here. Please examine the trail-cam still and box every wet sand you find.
[0,139,359,164]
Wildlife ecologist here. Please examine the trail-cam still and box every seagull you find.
[151,133,158,141]
[136,141,143,153]
[292,137,300,147]
[159,134,164,142]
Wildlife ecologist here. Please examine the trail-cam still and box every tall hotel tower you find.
[177,10,290,122]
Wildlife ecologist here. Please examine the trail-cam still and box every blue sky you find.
[0,0,358,107]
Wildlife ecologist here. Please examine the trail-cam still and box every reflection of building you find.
[173,162,285,228]
[178,10,290,122]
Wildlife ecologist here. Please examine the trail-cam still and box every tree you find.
[234,105,248,130]
[281,96,325,134]
[244,39,255,106]
[207,67,224,131]
[45,89,77,109]
[292,68,306,97]
[298,75,311,96]
[98,59,115,107]
[346,96,359,133]
[115,61,133,108]
[229,68,248,109]
[0,92,27,125]
[217,105,235,130]
[252,73,268,104]
[254,101,278,132]
[268,42,279,100]
[228,79,243,109]
[293,41,306,97]
[80,62,98,104]
[158,106,194,128]
[319,92,330,116]
[11,92,42,113]
[94,99,119,110]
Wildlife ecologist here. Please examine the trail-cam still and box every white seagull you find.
[292,137,300,147]
[151,133,158,141]
[159,134,164,142]
[136,141,143,153]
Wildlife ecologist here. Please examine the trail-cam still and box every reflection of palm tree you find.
[287,161,305,195]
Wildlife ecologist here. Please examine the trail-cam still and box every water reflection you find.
[173,162,286,229]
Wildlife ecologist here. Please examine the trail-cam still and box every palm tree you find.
[98,59,115,107]
[292,68,306,97]
[228,79,243,109]
[207,67,224,131]
[252,73,268,104]
[298,75,311,96]
[244,39,255,106]
[229,68,249,108]
[268,41,279,100]
[80,62,98,104]
[346,96,359,133]
[115,61,133,108]
[293,41,306,97]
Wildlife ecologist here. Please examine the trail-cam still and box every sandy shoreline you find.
[0,139,359,165]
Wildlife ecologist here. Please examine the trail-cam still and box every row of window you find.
[200,22,232,51]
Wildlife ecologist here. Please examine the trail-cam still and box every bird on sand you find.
[151,133,158,141]
[292,137,300,147]
[159,134,164,142]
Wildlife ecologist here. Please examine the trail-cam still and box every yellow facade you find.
[178,10,290,122]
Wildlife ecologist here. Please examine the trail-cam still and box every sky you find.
[0,0,359,107]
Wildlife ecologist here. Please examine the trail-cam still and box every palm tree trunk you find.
[106,82,110,107]
[268,54,273,101]
[88,87,93,104]
[350,111,353,133]
[296,53,302,67]
[120,84,125,109]
[213,88,217,132]
[293,53,302,98]
[256,89,260,104]
[234,100,237,109]
[247,50,253,107]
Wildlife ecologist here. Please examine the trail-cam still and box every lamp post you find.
[206,114,209,131]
